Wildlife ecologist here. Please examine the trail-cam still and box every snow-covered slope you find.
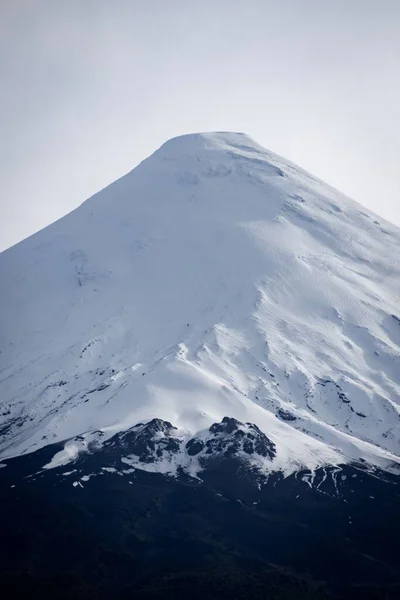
[0,132,399,476]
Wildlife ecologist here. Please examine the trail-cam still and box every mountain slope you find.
[0,132,399,476]
[2,440,400,600]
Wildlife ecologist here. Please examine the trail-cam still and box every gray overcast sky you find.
[1,0,399,251]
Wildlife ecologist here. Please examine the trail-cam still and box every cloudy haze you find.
[1,0,399,251]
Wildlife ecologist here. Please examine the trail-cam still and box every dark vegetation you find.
[1,433,399,599]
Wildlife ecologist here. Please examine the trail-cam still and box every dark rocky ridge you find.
[10,416,277,482]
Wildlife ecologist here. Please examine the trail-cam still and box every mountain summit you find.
[0,132,399,476]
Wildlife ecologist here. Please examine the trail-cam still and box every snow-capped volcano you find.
[0,132,399,476]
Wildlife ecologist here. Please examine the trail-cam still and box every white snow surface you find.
[0,132,399,474]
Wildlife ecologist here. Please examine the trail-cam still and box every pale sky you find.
[1,0,399,251]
